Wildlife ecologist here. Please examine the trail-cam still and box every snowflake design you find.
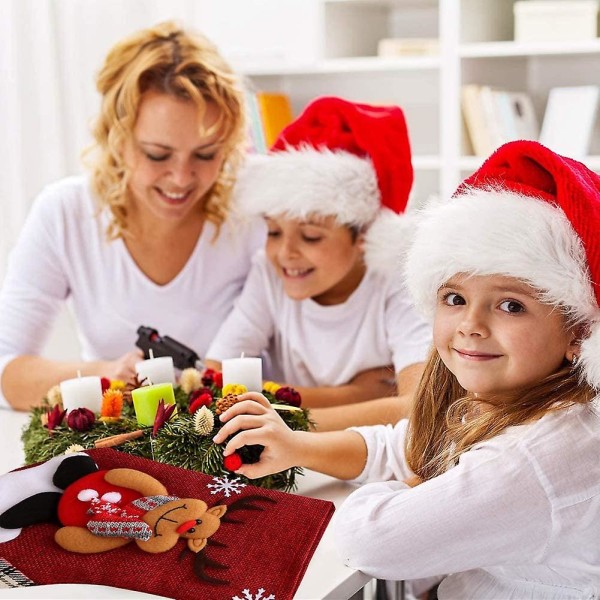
[232,588,275,600]
[206,476,247,498]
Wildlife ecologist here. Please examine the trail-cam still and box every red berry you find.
[223,452,242,472]
[101,377,111,392]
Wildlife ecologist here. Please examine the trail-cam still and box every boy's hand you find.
[212,392,302,479]
[350,365,397,398]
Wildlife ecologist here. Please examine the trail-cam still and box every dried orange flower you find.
[101,389,123,418]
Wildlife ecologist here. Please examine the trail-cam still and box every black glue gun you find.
[135,326,204,371]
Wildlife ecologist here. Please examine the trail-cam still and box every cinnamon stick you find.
[94,429,144,448]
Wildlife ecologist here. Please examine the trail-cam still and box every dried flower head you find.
[275,386,302,407]
[152,399,177,437]
[67,408,96,432]
[263,381,282,395]
[45,404,67,431]
[179,368,203,394]
[193,406,215,436]
[46,385,63,408]
[189,391,213,414]
[215,393,243,415]
[110,379,126,391]
[65,444,85,454]
[101,389,123,418]
[222,383,248,396]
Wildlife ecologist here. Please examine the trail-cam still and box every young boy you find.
[205,96,431,429]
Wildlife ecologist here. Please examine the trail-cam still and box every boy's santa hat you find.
[404,140,600,389]
[234,96,414,270]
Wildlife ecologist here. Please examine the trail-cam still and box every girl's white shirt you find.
[0,176,265,408]
[206,250,432,387]
[336,401,600,599]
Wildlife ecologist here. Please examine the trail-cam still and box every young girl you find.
[214,140,600,597]
[205,97,431,426]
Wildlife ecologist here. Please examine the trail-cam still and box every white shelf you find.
[233,0,600,203]
[241,55,440,77]
[413,155,441,170]
[458,156,484,172]
[325,0,437,6]
[460,39,600,59]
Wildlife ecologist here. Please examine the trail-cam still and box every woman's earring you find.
[571,355,579,367]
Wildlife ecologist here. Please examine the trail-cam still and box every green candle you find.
[132,383,176,426]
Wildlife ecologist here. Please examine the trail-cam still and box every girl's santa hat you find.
[234,96,414,271]
[404,140,600,389]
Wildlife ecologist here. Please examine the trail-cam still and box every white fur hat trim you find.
[405,187,600,389]
[234,148,380,226]
[404,187,597,325]
[363,208,419,275]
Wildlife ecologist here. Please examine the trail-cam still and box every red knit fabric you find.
[0,449,335,600]
[457,140,600,306]
[271,96,414,215]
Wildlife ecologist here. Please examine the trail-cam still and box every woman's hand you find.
[212,392,303,479]
[102,349,144,383]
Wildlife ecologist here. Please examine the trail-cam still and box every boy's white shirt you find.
[206,249,432,387]
[336,402,600,599]
[0,176,265,408]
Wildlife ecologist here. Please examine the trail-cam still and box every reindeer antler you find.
[221,495,277,524]
[182,494,277,584]
[192,550,230,585]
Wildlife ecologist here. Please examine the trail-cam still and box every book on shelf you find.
[462,85,493,157]
[245,92,267,154]
[539,85,599,160]
[494,90,539,143]
[377,37,439,57]
[461,84,539,157]
[245,91,294,153]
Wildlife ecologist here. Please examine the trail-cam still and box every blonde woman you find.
[0,22,264,410]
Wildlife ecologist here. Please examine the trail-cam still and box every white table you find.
[0,410,371,599]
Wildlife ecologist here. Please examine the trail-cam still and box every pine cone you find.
[215,393,242,415]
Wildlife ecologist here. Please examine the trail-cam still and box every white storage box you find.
[514,0,599,43]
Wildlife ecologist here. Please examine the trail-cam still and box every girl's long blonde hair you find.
[85,21,247,239]
[406,346,595,481]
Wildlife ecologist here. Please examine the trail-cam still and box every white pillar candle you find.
[222,357,263,392]
[135,356,175,386]
[60,376,103,413]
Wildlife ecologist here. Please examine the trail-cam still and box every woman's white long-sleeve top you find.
[334,401,600,599]
[0,176,265,407]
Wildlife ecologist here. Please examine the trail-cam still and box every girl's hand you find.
[212,392,302,479]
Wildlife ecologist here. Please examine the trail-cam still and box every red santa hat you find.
[234,96,414,271]
[404,140,600,389]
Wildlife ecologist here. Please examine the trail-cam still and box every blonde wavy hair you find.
[85,21,247,239]
[405,345,595,482]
